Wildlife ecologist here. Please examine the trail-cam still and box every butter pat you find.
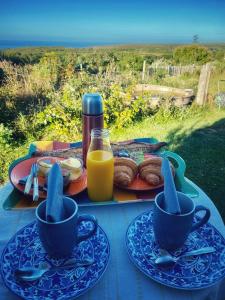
[69,169,82,181]
[38,160,52,176]
[39,161,52,168]
[60,158,82,171]
[60,158,83,181]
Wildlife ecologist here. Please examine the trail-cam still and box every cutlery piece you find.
[14,258,94,282]
[161,157,181,214]
[19,177,47,192]
[155,246,216,267]
[24,164,34,194]
[33,163,39,201]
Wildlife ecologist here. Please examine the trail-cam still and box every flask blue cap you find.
[82,93,103,115]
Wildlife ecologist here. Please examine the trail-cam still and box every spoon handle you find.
[51,259,94,270]
[14,259,94,282]
[180,247,215,258]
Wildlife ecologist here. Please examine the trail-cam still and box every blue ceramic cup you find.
[36,197,98,258]
[153,191,210,250]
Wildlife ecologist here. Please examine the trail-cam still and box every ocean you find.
[0,40,116,49]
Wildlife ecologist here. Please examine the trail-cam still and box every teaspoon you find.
[155,246,215,267]
[15,258,94,282]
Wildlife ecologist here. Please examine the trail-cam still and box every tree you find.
[193,34,199,43]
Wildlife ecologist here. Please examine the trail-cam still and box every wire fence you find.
[147,64,201,76]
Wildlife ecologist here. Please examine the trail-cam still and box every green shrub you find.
[0,68,6,85]
[0,124,13,145]
[0,124,27,184]
[173,45,211,65]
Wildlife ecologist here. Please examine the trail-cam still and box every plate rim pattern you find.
[1,221,110,299]
[125,209,225,290]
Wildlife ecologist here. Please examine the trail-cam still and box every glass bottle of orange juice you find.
[87,129,114,201]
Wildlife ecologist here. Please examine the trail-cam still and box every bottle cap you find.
[82,93,103,115]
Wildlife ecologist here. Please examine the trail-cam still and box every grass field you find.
[111,105,225,222]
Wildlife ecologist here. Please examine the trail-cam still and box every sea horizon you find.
[0,40,102,49]
[1,39,225,50]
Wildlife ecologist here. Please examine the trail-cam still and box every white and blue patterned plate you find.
[1,221,110,299]
[126,210,225,290]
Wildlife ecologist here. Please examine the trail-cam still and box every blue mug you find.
[153,191,211,250]
[36,197,98,258]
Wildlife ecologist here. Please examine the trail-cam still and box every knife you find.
[24,164,34,194]
[33,163,39,201]
[19,177,47,192]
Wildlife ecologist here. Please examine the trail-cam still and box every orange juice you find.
[87,150,114,201]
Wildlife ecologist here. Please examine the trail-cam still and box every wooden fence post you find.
[196,63,211,105]
[142,60,146,81]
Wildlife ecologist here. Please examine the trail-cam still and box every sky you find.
[0,0,225,45]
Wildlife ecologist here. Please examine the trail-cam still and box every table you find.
[0,180,225,300]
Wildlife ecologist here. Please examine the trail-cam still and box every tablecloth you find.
[0,181,225,300]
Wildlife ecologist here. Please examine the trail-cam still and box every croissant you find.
[139,156,162,186]
[139,156,174,186]
[139,167,162,185]
[139,156,162,168]
[139,165,162,178]
[114,157,138,187]
[143,173,161,186]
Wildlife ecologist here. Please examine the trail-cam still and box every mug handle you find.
[191,205,211,232]
[77,214,98,243]
[163,150,199,197]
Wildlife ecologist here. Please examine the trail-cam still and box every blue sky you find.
[0,0,224,44]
